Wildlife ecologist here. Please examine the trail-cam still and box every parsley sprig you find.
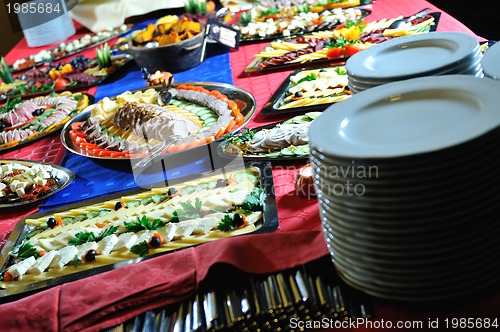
[15,242,38,260]
[223,127,256,146]
[240,187,265,211]
[217,215,238,232]
[124,216,166,232]
[130,241,150,257]
[170,198,203,223]
[68,225,118,246]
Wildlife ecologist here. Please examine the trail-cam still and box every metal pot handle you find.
[183,42,203,51]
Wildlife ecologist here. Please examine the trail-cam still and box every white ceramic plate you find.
[309,75,500,158]
[481,41,500,79]
[345,31,479,81]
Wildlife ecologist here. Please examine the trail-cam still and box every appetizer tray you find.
[61,82,257,161]
[0,161,278,301]
[261,64,350,116]
[1,54,132,101]
[8,24,133,73]
[0,159,74,208]
[218,112,319,161]
[0,91,93,152]
[231,7,371,43]
[244,12,440,74]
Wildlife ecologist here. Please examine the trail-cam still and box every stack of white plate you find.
[309,75,500,302]
[346,32,483,93]
[481,41,500,80]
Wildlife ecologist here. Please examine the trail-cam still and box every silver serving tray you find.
[0,159,75,209]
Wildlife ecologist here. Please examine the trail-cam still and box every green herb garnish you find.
[0,97,22,114]
[240,187,265,211]
[0,57,14,84]
[124,216,166,232]
[170,198,203,222]
[130,240,150,257]
[217,214,238,232]
[68,225,118,245]
[16,242,38,260]
[295,73,317,85]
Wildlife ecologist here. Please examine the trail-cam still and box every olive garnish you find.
[84,249,97,262]
[319,69,327,72]
[233,213,245,227]
[0,122,6,131]
[114,202,125,210]
[149,235,162,248]
[215,178,227,188]
[294,91,303,98]
[167,187,177,196]
[47,217,57,228]
[32,108,45,116]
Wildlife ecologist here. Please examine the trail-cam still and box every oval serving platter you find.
[218,112,319,161]
[0,158,75,208]
[61,82,257,161]
[0,91,94,153]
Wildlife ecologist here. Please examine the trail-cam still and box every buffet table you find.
[1,0,499,331]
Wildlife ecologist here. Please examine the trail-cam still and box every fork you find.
[133,134,184,169]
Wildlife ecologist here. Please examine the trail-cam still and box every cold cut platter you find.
[218,112,319,161]
[229,6,370,43]
[0,159,74,208]
[261,64,351,116]
[8,24,133,73]
[245,12,440,73]
[61,82,256,161]
[0,54,132,101]
[0,162,277,301]
[0,91,93,152]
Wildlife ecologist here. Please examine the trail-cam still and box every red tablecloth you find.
[0,0,497,331]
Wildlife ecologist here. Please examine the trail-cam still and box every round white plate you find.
[345,31,479,81]
[309,75,500,158]
[481,41,500,79]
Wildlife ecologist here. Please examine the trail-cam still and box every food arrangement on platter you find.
[123,14,204,48]
[0,165,275,290]
[8,24,132,73]
[262,65,350,115]
[246,12,439,72]
[0,47,131,101]
[220,112,319,160]
[0,160,74,207]
[63,83,255,160]
[231,6,369,42]
[0,91,91,152]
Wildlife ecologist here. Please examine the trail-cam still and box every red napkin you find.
[194,229,329,283]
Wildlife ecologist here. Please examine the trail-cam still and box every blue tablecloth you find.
[40,31,234,210]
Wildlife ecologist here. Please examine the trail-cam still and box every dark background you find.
[427,0,496,40]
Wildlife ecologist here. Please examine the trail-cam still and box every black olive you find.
[233,213,245,227]
[168,188,177,196]
[0,122,6,131]
[84,249,97,262]
[319,69,327,72]
[294,91,303,98]
[149,236,161,248]
[32,108,45,116]
[215,178,227,188]
[47,217,57,228]
[114,202,124,210]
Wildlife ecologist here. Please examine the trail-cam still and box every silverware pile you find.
[103,257,373,331]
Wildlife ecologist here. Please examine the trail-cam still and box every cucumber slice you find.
[170,99,182,106]
[265,151,281,158]
[141,197,153,205]
[182,104,198,111]
[233,171,259,185]
[293,144,310,156]
[199,112,217,121]
[152,193,167,203]
[305,112,321,121]
[202,116,217,125]
[181,185,196,195]
[280,146,296,157]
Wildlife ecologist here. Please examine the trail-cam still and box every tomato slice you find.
[326,47,345,60]
[345,43,368,57]
[54,77,70,90]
